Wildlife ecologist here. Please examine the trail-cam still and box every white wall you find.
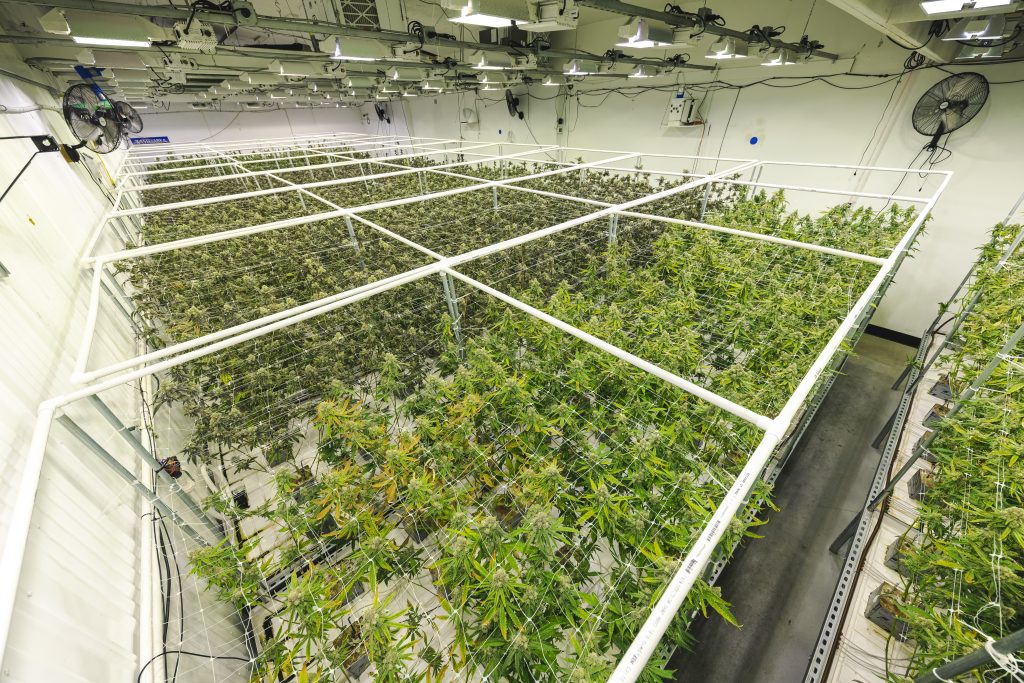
[137,104,396,144]
[399,57,1024,336]
[0,49,247,683]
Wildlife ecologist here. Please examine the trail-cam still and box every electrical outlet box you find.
[173,20,218,54]
[663,88,699,128]
[555,116,565,134]
[663,89,688,127]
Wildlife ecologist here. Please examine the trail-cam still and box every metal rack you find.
[805,196,1024,683]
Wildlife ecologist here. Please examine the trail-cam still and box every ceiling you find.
[0,0,1018,111]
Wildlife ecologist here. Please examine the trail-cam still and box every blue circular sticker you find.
[749,136,759,145]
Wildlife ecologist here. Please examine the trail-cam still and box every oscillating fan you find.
[505,89,524,120]
[114,100,144,137]
[912,72,989,150]
[62,83,122,154]
[374,102,391,124]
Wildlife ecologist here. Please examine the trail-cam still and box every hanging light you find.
[330,36,381,61]
[447,0,529,27]
[761,47,796,66]
[542,74,566,86]
[629,64,659,78]
[942,14,1006,40]
[563,59,600,75]
[472,53,511,70]
[420,79,445,90]
[705,36,748,59]
[616,16,672,48]
[958,42,1004,57]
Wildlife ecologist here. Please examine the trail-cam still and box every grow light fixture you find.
[942,14,1006,39]
[42,9,158,46]
[519,0,577,31]
[563,59,600,75]
[344,76,376,88]
[268,60,324,77]
[481,84,501,90]
[958,42,1004,57]
[921,0,1014,14]
[761,47,796,65]
[705,36,748,59]
[402,88,419,97]
[629,64,659,78]
[421,79,445,90]
[242,72,282,85]
[387,67,424,81]
[542,74,566,86]
[478,72,506,84]
[472,53,511,70]
[72,36,151,47]
[616,17,672,48]
[448,0,529,27]
[329,36,381,62]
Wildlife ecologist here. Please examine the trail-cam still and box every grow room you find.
[2,2,1024,682]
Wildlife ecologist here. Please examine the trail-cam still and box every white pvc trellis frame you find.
[0,131,953,681]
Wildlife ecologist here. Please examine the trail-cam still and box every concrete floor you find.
[670,333,912,683]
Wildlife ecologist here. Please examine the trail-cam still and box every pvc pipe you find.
[446,269,773,430]
[74,263,438,383]
[82,157,750,391]
[123,137,445,175]
[109,143,519,218]
[607,166,954,683]
[487,184,888,265]
[121,142,500,193]
[87,149,625,265]
[75,148,612,378]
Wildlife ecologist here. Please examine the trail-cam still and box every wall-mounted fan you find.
[114,101,144,137]
[374,102,391,124]
[63,83,122,155]
[912,72,988,150]
[505,89,524,120]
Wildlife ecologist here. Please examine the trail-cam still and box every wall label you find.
[129,136,170,144]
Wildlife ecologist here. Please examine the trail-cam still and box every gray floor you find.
[670,334,912,683]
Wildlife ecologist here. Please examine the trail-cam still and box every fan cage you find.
[0,132,951,683]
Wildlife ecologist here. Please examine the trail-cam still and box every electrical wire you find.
[136,650,253,683]
[0,151,40,206]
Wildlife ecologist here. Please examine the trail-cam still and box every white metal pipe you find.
[124,140,415,177]
[81,156,748,386]
[759,160,953,176]
[122,143,498,192]
[73,265,104,377]
[473,183,887,265]
[446,269,774,429]
[74,264,439,383]
[616,212,888,265]
[721,179,929,204]
[87,150,628,265]
[75,149,618,376]
[120,134,448,165]
[607,430,782,683]
[606,166,954,683]
[108,143,513,218]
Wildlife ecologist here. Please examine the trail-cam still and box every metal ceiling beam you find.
[0,0,714,69]
[576,0,840,61]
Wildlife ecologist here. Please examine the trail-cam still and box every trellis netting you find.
[0,132,950,683]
